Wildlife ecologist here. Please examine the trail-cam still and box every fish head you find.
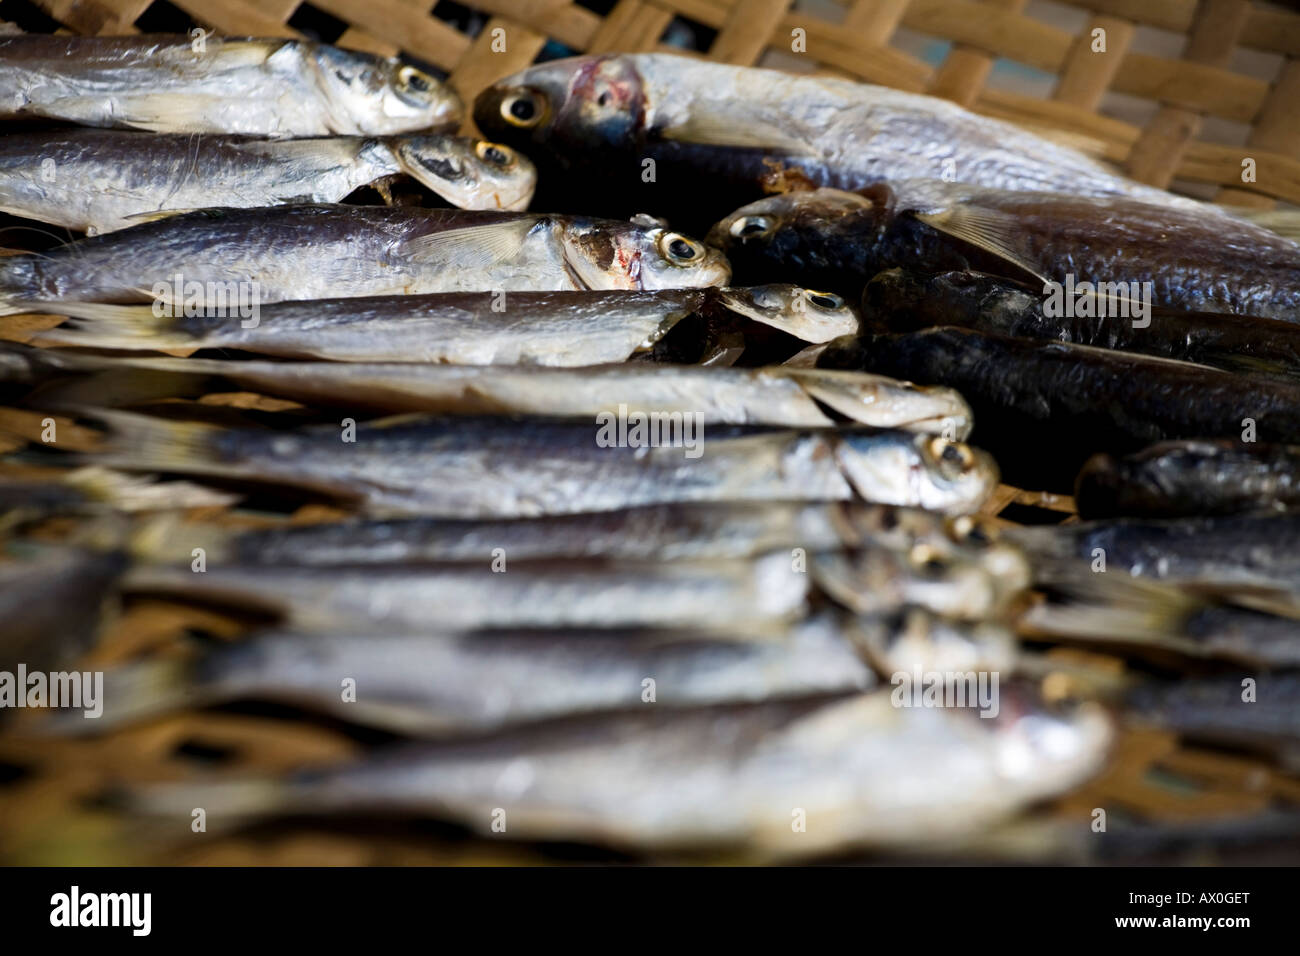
[312,47,463,134]
[389,135,537,211]
[708,188,886,289]
[474,55,645,160]
[945,514,1032,603]
[836,432,999,515]
[980,687,1113,794]
[851,609,1019,677]
[557,217,730,290]
[716,285,860,343]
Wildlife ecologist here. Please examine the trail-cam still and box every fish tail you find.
[126,512,234,565]
[30,302,197,351]
[1020,570,1200,646]
[61,465,242,513]
[85,408,227,475]
[99,657,198,728]
[124,776,289,829]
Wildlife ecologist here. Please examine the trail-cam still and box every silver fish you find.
[128,689,1111,857]
[85,611,877,735]
[0,205,729,315]
[36,352,970,435]
[0,35,461,136]
[85,411,999,517]
[35,284,857,361]
[475,53,1208,213]
[123,553,809,633]
[141,501,1010,570]
[0,131,536,234]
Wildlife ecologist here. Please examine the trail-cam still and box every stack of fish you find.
[0,34,1297,862]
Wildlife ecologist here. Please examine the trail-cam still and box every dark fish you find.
[1010,512,1300,599]
[862,268,1300,382]
[1126,673,1300,769]
[817,326,1300,490]
[0,547,125,675]
[710,185,1300,321]
[1075,440,1300,519]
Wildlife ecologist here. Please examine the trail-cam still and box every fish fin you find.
[1020,574,1203,650]
[62,466,242,513]
[30,304,195,352]
[660,110,818,156]
[398,218,535,268]
[126,776,288,828]
[105,93,232,134]
[82,409,228,476]
[915,205,1051,284]
[121,208,203,225]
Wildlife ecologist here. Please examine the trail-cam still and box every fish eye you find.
[475,141,515,168]
[804,289,844,310]
[730,215,773,240]
[397,65,435,96]
[502,91,545,128]
[908,544,949,576]
[658,231,704,265]
[948,514,997,545]
[927,437,975,475]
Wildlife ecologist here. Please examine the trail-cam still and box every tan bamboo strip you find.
[842,0,912,46]
[170,0,299,37]
[710,0,792,64]
[1217,57,1300,207]
[927,0,1028,108]
[309,0,472,70]
[36,0,147,34]
[1051,15,1135,111]
[588,0,674,54]
[1125,0,1252,189]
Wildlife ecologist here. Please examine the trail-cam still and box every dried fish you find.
[0,205,729,315]
[81,411,999,517]
[0,131,536,234]
[0,34,461,136]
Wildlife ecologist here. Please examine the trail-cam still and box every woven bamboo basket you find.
[1,0,1300,865]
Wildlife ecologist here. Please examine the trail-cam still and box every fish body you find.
[1010,513,1300,597]
[0,547,125,674]
[473,53,1202,227]
[0,34,461,136]
[0,204,728,314]
[122,553,811,633]
[818,327,1300,490]
[92,612,876,735]
[33,352,970,435]
[34,285,856,361]
[87,411,998,517]
[0,131,535,233]
[1126,674,1300,768]
[129,688,1111,856]
[711,185,1300,320]
[1075,441,1300,519]
[863,268,1300,381]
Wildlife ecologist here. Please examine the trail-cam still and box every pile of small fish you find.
[1,33,1298,863]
